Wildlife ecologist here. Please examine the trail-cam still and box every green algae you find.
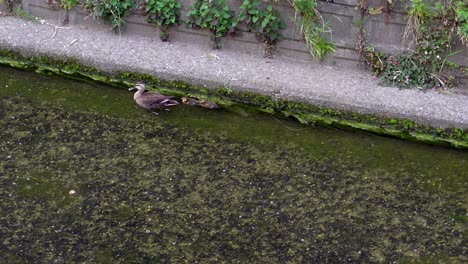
[0,67,467,263]
[0,50,466,149]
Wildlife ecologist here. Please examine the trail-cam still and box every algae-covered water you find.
[0,66,467,263]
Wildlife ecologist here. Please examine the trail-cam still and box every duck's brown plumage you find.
[129,83,179,110]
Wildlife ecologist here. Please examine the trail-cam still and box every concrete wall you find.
[10,0,468,67]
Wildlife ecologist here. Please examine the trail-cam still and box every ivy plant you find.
[186,0,236,49]
[83,0,134,33]
[146,0,181,41]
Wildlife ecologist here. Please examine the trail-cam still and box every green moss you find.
[0,49,466,149]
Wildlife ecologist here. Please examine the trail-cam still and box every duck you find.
[198,99,220,109]
[128,83,179,112]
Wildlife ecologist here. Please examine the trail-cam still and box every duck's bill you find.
[128,87,138,91]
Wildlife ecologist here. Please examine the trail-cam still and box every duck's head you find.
[128,82,146,92]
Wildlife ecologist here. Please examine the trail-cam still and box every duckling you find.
[129,83,179,112]
[181,97,201,106]
[198,99,220,109]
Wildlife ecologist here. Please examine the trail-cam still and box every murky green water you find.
[0,66,467,263]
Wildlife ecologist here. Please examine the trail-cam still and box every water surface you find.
[0,66,466,262]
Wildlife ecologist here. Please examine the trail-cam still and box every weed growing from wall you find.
[186,0,236,49]
[402,0,430,49]
[364,46,386,76]
[361,0,466,90]
[83,0,134,33]
[290,0,335,60]
[236,0,261,30]
[381,54,431,88]
[258,5,286,57]
[453,0,468,45]
[356,0,398,64]
[146,0,181,41]
[237,0,286,57]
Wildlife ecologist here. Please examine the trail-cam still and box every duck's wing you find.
[148,97,172,109]
[138,93,177,109]
[137,93,163,108]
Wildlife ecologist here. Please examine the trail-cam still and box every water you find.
[0,66,466,263]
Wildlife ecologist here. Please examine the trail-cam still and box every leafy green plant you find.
[257,5,286,57]
[293,0,316,17]
[186,0,236,49]
[417,24,452,70]
[403,0,431,48]
[402,0,463,88]
[302,22,335,59]
[146,0,181,41]
[380,45,459,89]
[237,1,286,57]
[60,0,78,11]
[237,0,261,30]
[290,0,335,60]
[363,0,463,89]
[364,46,387,76]
[454,1,468,45]
[381,54,431,89]
[83,0,134,33]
